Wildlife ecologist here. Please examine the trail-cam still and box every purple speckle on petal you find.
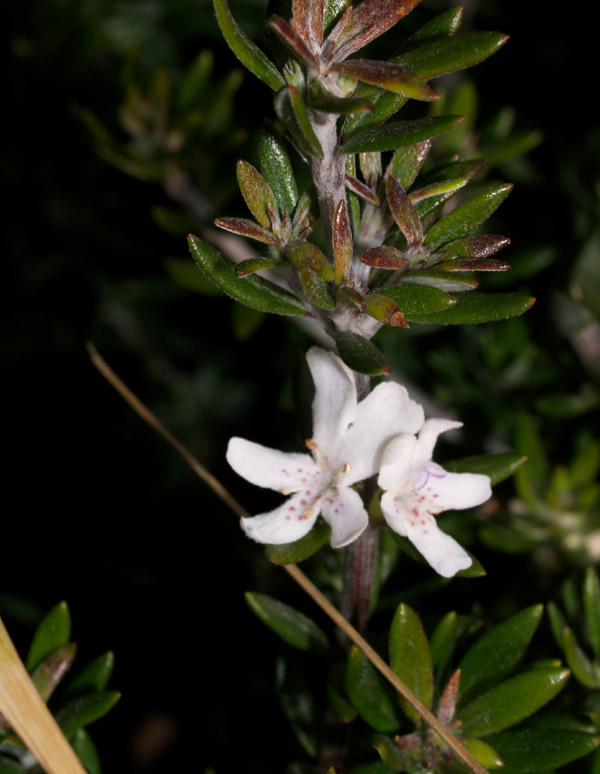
[300,500,307,505]
[289,507,296,511]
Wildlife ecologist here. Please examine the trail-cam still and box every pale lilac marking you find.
[413,462,447,491]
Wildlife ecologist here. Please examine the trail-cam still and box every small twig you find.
[0,619,87,774]
[88,344,489,774]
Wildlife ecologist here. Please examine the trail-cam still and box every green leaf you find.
[336,332,390,376]
[287,242,334,280]
[245,592,329,653]
[430,611,458,674]
[64,652,115,699]
[275,86,323,158]
[457,667,570,737]
[213,0,285,91]
[424,183,513,252]
[408,291,535,324]
[400,269,478,293]
[310,94,374,115]
[31,643,77,702]
[259,130,298,215]
[461,737,504,769]
[267,520,331,565]
[70,729,101,774]
[584,568,600,658]
[188,235,306,316]
[343,32,507,137]
[547,602,567,650]
[403,7,463,49]
[394,32,509,81]
[26,601,71,672]
[341,115,464,154]
[562,626,600,688]
[378,284,456,316]
[514,414,548,504]
[235,256,284,277]
[487,729,600,774]
[346,645,402,733]
[236,160,278,230]
[389,603,433,723]
[458,605,544,703]
[299,268,335,310]
[56,691,121,739]
[327,664,358,723]
[444,453,528,486]
[373,733,415,770]
[388,140,432,190]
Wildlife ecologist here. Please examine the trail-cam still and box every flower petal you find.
[413,418,463,469]
[307,347,357,463]
[227,437,320,492]
[426,471,492,512]
[241,490,321,544]
[344,382,424,484]
[321,486,368,548]
[380,492,472,578]
[378,434,418,493]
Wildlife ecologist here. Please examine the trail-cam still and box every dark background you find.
[3,0,598,771]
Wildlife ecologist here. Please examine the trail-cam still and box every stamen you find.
[342,462,351,474]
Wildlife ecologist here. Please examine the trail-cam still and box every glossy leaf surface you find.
[213,0,285,91]
[458,667,570,737]
[409,291,535,324]
[246,592,329,653]
[31,643,77,702]
[379,284,456,315]
[488,729,600,774]
[267,521,331,565]
[389,603,433,722]
[56,691,121,739]
[188,235,306,316]
[236,160,278,230]
[457,605,544,703]
[235,256,285,277]
[64,652,115,698]
[336,332,390,375]
[346,645,402,733]
[259,131,298,215]
[26,601,71,672]
[341,116,464,154]
[70,729,101,774]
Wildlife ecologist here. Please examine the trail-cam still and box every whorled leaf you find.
[287,241,334,280]
[333,0,422,60]
[236,160,279,230]
[386,176,423,247]
[409,291,535,324]
[389,603,433,723]
[267,520,331,565]
[361,245,408,270]
[378,284,456,315]
[435,234,511,259]
[31,644,77,703]
[235,256,285,277]
[388,139,432,190]
[334,60,438,101]
[26,602,71,672]
[333,199,353,284]
[215,216,277,244]
[487,729,600,774]
[336,331,390,375]
[444,453,527,486]
[400,268,479,293]
[299,268,335,309]
[402,6,463,50]
[365,292,408,327]
[268,15,319,68]
[437,257,510,272]
[245,592,329,653]
[346,645,402,733]
[341,115,464,154]
[259,130,298,215]
[310,94,374,115]
[346,174,380,204]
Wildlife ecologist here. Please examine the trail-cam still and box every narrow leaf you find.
[267,520,331,565]
[289,86,323,157]
[293,0,324,48]
[346,645,402,733]
[188,234,307,316]
[245,592,329,653]
[410,159,486,204]
[215,216,277,244]
[457,605,544,703]
[389,603,433,722]
[444,453,527,486]
[341,115,464,154]
[345,174,380,204]
[435,234,511,259]
[299,268,335,309]
[31,644,77,703]
[70,729,101,774]
[213,0,285,91]
[64,652,115,698]
[287,241,334,280]
[487,729,600,774]
[56,692,121,739]
[386,176,423,247]
[408,291,535,324]
[268,15,319,68]
[388,139,432,190]
[259,130,298,215]
[365,292,408,327]
[235,256,285,277]
[403,7,463,49]
[373,733,415,769]
[361,245,408,270]
[27,602,71,672]
[378,284,456,315]
[236,160,278,230]
[458,667,570,737]
[400,268,478,293]
[336,332,390,375]
[436,257,510,272]
[562,627,600,688]
[584,568,600,658]
[461,737,504,769]
[424,183,513,252]
[333,200,353,284]
[334,60,438,101]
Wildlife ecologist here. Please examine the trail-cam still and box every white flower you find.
[227,347,424,548]
[378,419,492,578]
